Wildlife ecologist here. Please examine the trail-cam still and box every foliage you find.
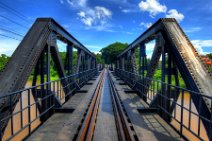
[207,53,212,59]
[206,53,212,73]
[0,54,10,71]
[209,67,212,73]
[50,51,78,80]
[95,53,104,64]
[101,42,128,64]
[29,51,78,81]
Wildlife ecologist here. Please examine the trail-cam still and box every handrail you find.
[0,69,98,141]
[115,68,212,141]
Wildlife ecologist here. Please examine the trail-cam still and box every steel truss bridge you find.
[0,18,211,141]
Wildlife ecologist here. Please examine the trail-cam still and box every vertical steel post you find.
[166,47,172,121]
[40,47,46,122]
[161,41,166,119]
[46,45,50,83]
[40,51,45,85]
[121,56,125,70]
[139,43,148,77]
[76,49,81,73]
[40,50,45,122]
[66,44,73,75]
[139,45,141,76]
[32,63,39,86]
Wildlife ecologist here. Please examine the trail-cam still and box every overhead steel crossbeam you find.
[116,18,212,139]
[47,18,95,57]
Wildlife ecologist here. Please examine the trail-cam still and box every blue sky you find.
[0,0,212,56]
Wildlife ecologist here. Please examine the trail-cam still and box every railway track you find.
[74,69,138,141]
[108,71,138,141]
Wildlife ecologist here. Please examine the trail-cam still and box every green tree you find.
[101,42,128,64]
[207,53,212,59]
[0,54,10,71]
[95,53,104,64]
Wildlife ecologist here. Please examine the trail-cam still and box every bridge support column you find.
[76,49,82,73]
[121,57,125,70]
[160,42,180,122]
[127,51,131,72]
[32,44,53,123]
[66,44,73,75]
[139,43,148,78]
[131,49,138,74]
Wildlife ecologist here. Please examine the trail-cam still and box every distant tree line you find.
[100,42,128,65]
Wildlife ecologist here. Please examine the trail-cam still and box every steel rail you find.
[108,70,138,141]
[76,69,105,141]
[75,69,138,141]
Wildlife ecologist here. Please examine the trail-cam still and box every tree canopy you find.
[100,42,128,64]
[0,54,10,71]
[95,53,104,64]
[207,53,212,59]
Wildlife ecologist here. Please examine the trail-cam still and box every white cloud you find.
[122,31,133,35]
[118,2,139,14]
[59,0,64,4]
[140,22,152,28]
[77,11,85,17]
[78,0,87,7]
[122,9,131,13]
[63,24,70,29]
[77,6,112,30]
[82,17,93,26]
[85,24,114,32]
[95,6,112,18]
[66,0,87,7]
[121,9,138,13]
[191,40,212,54]
[165,9,184,22]
[61,0,113,31]
[138,0,167,17]
[185,27,201,33]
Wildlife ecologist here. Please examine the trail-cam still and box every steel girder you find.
[116,18,212,138]
[0,18,96,133]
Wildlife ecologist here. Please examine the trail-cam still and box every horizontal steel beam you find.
[37,18,95,58]
[118,18,176,58]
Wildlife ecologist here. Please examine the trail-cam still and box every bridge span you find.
[0,18,211,141]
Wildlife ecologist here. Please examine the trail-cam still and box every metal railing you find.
[115,68,212,141]
[0,69,98,141]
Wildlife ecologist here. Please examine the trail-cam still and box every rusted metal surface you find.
[76,70,105,141]
[75,69,138,141]
[108,71,138,141]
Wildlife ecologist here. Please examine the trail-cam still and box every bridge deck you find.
[110,72,183,141]
[26,73,102,141]
[26,70,183,141]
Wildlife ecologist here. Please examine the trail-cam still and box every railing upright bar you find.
[180,90,184,137]
[198,95,202,136]
[188,92,192,130]
[10,95,14,136]
[35,89,38,118]
[20,92,23,129]
[114,68,212,141]
[0,69,98,141]
[28,89,31,135]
